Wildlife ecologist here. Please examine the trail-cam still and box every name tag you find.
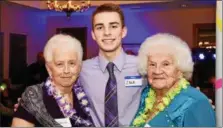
[144,123,151,127]
[55,118,72,127]
[125,76,142,87]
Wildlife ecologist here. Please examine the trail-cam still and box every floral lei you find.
[132,78,190,127]
[44,78,94,126]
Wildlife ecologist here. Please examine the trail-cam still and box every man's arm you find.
[13,98,21,112]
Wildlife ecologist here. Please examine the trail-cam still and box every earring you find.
[49,76,53,81]
[178,73,183,79]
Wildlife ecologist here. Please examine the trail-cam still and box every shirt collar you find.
[98,48,126,73]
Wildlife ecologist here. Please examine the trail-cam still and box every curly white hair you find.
[137,33,194,80]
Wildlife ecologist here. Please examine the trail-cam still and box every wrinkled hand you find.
[13,98,21,112]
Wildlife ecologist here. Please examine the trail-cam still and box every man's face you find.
[91,12,127,53]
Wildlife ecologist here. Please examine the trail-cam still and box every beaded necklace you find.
[132,78,190,127]
[44,78,93,126]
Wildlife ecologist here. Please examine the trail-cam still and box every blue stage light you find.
[199,53,205,60]
[213,54,216,59]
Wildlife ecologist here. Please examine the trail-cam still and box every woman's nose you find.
[63,65,70,74]
[154,67,163,74]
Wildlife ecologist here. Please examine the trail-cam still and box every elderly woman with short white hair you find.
[11,34,94,127]
[131,33,216,127]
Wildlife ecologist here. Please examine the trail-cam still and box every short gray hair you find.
[43,34,83,63]
[138,33,194,80]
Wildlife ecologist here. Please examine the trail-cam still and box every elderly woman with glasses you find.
[11,34,94,127]
[131,33,216,127]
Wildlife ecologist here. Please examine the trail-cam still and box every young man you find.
[79,3,144,127]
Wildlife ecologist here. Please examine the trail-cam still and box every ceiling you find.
[8,0,174,10]
[7,0,216,12]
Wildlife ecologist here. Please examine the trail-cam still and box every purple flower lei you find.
[44,78,93,126]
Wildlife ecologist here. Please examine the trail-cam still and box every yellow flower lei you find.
[132,78,190,127]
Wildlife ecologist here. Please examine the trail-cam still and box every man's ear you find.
[121,26,127,38]
[45,63,52,78]
[91,30,96,40]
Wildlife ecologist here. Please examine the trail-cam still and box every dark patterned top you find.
[14,84,89,127]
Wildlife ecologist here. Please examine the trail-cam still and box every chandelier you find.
[47,0,91,18]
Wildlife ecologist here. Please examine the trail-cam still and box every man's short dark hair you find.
[91,3,125,29]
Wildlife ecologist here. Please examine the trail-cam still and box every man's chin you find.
[101,47,118,53]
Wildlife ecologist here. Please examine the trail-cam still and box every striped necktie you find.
[104,62,119,127]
